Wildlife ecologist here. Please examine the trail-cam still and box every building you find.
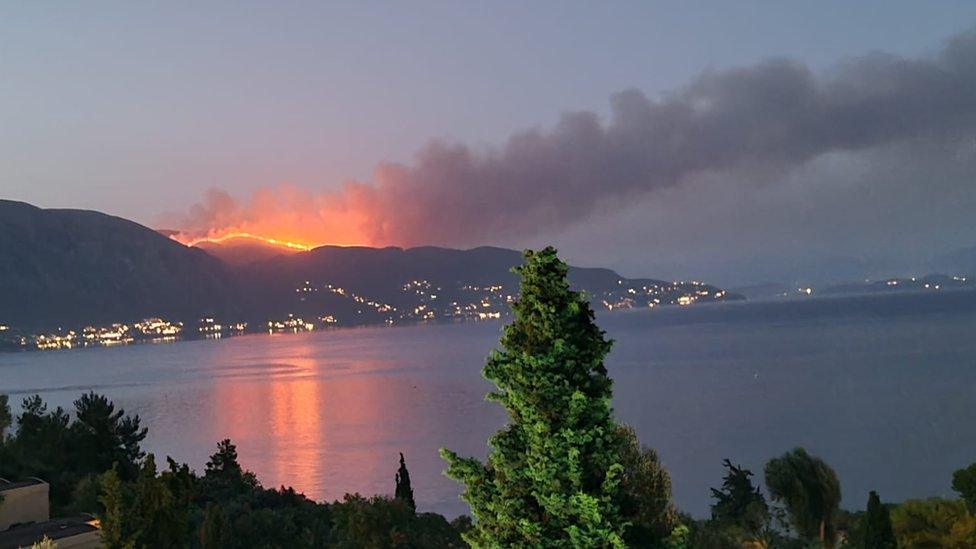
[0,479,48,531]
[0,478,100,548]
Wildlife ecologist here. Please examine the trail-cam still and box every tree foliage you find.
[441,247,628,547]
[0,394,11,438]
[395,452,416,511]
[72,392,147,480]
[861,490,896,549]
[617,424,678,547]
[99,467,131,549]
[710,459,770,539]
[98,455,189,549]
[764,447,841,546]
[951,462,976,512]
[200,503,231,549]
[890,498,976,548]
[331,493,466,548]
[1,392,470,547]
[0,392,146,511]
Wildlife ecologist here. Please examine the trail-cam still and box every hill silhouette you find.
[0,200,239,328]
[0,201,735,330]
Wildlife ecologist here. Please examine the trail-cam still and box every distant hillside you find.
[728,283,793,301]
[231,244,737,325]
[822,274,973,296]
[0,201,738,331]
[0,200,239,328]
[194,237,297,266]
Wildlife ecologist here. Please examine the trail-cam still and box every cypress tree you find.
[395,452,416,511]
[441,247,628,548]
[862,491,896,548]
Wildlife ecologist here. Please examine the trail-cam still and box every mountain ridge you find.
[0,200,737,330]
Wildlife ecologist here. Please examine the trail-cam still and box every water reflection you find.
[4,300,976,519]
[204,331,501,509]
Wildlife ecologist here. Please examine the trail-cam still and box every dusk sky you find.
[3,2,976,285]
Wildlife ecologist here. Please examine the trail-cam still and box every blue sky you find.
[3,2,976,283]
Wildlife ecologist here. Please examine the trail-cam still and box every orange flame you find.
[161,185,379,252]
[173,232,318,252]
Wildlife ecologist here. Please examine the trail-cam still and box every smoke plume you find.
[171,28,976,249]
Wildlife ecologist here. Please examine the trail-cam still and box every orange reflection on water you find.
[208,336,427,501]
[267,357,321,486]
[210,343,325,492]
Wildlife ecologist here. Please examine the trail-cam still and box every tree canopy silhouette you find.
[395,452,416,511]
[710,458,769,538]
[441,247,628,547]
[764,447,841,546]
[862,490,896,549]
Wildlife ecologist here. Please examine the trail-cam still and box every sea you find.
[2,289,976,518]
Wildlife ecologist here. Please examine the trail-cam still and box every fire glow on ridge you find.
[173,232,317,252]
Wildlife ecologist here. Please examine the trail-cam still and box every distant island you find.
[731,274,973,301]
[821,274,972,296]
[0,200,741,351]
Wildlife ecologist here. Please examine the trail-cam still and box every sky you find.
[3,2,976,285]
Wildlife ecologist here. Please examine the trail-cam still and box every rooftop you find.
[0,478,45,492]
[0,517,97,549]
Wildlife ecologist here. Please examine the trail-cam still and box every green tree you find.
[952,463,976,512]
[862,491,896,548]
[890,498,976,548]
[99,467,134,549]
[617,424,678,547]
[0,394,11,437]
[67,474,103,515]
[130,454,188,548]
[7,395,74,509]
[331,493,466,548]
[710,459,770,539]
[200,503,231,549]
[71,392,147,480]
[395,452,416,511]
[441,247,628,548]
[98,456,188,548]
[764,447,841,546]
[202,438,260,498]
[0,393,10,510]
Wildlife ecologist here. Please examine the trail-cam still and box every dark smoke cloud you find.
[339,28,976,246]
[178,28,976,252]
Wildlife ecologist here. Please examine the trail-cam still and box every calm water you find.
[2,291,976,517]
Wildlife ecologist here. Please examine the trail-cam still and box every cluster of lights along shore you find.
[0,276,731,352]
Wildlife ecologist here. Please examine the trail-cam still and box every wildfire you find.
[175,232,317,252]
[163,186,377,251]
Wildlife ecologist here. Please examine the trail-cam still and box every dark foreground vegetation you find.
[2,248,976,547]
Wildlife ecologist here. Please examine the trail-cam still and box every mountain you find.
[728,283,794,301]
[821,274,973,296]
[0,200,239,328]
[193,237,298,266]
[230,244,738,325]
[0,201,738,331]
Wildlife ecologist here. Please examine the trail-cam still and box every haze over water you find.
[2,291,976,518]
